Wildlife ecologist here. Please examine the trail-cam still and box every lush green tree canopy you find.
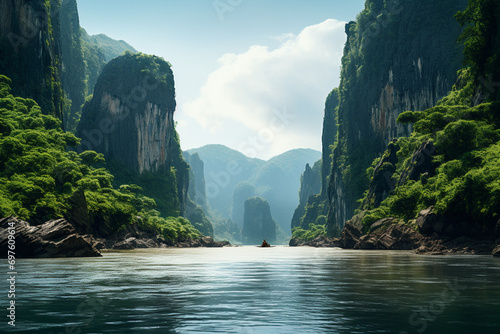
[0,75,201,242]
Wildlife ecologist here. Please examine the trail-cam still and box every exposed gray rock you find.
[416,206,439,236]
[339,220,364,249]
[0,217,101,258]
[289,236,340,247]
[113,237,161,250]
[369,217,395,232]
[326,0,467,234]
[177,237,230,248]
[292,213,497,255]
[355,221,422,250]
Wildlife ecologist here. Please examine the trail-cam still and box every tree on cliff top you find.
[0,75,202,242]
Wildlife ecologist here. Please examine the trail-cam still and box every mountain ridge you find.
[185,144,321,236]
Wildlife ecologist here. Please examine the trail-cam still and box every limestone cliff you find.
[77,53,189,216]
[242,197,276,245]
[326,0,468,233]
[290,89,338,232]
[231,181,257,227]
[321,88,339,195]
[0,0,64,120]
[183,151,214,237]
[184,152,208,209]
[291,161,321,229]
[59,0,86,131]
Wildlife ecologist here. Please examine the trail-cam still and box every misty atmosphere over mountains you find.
[1,0,500,332]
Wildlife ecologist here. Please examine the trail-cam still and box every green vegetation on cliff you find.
[77,52,187,218]
[292,223,327,242]
[360,0,500,236]
[0,75,201,243]
[0,0,64,120]
[325,0,468,235]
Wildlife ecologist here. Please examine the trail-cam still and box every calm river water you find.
[3,247,500,333]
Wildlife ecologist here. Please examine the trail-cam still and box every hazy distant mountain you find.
[81,29,138,62]
[186,145,263,219]
[250,149,322,233]
[186,145,321,234]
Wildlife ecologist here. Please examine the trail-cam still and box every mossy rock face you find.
[339,1,500,239]
[79,52,176,148]
[326,0,468,234]
[93,52,175,113]
[77,53,188,217]
[0,0,64,120]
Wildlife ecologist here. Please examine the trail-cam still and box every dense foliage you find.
[324,0,467,235]
[0,75,201,243]
[360,0,500,234]
[76,52,190,225]
[291,223,328,242]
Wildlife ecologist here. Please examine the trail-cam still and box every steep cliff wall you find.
[321,88,339,195]
[326,0,468,233]
[0,0,64,120]
[291,161,321,229]
[184,152,207,209]
[231,182,257,227]
[242,197,276,244]
[77,53,189,216]
[183,151,214,237]
[290,89,338,231]
[59,0,85,131]
[353,0,500,244]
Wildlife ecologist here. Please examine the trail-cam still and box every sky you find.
[77,0,366,159]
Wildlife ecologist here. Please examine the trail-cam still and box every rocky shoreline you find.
[290,208,500,257]
[0,217,230,258]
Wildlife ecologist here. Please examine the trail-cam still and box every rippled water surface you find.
[3,247,500,333]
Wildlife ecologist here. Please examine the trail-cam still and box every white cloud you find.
[270,33,296,44]
[181,19,346,159]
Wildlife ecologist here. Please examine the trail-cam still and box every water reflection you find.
[2,247,500,333]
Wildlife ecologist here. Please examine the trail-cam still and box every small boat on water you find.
[259,240,271,247]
